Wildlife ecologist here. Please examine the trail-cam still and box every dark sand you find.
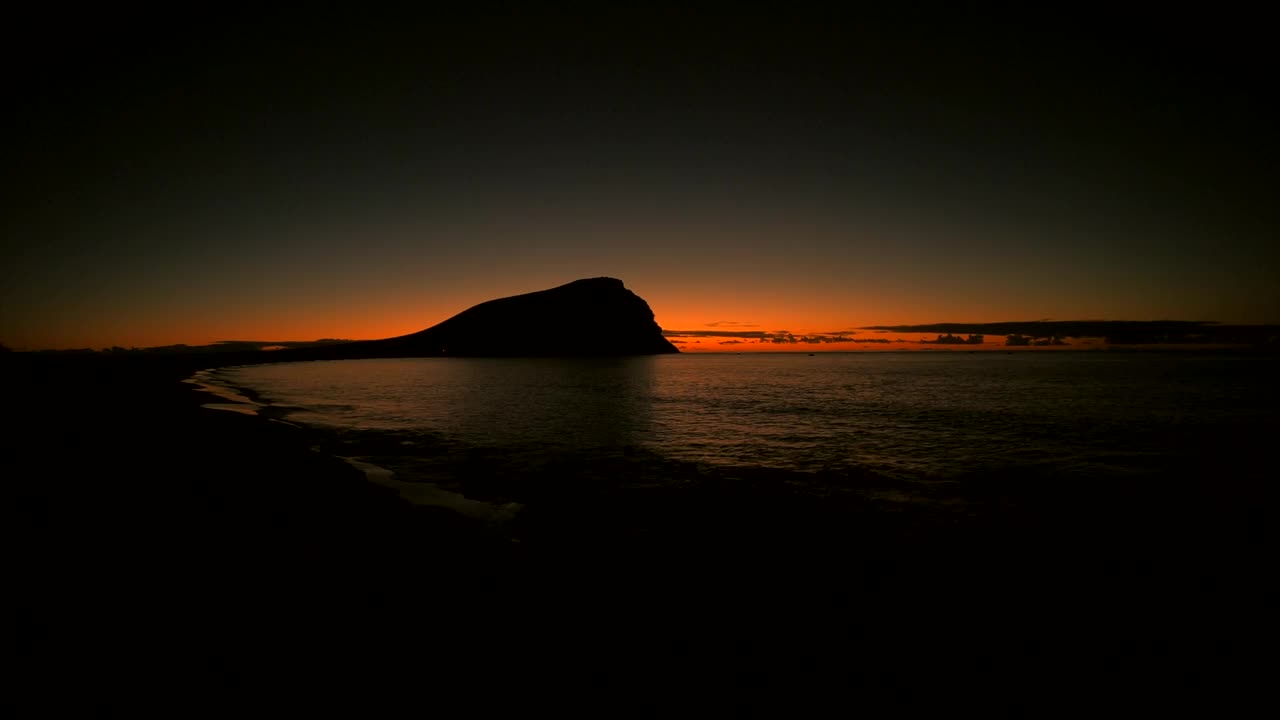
[6,352,1272,714]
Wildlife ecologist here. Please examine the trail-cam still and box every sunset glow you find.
[3,8,1275,352]
[5,8,1274,707]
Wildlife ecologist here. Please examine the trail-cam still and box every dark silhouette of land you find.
[865,320,1280,347]
[5,293,1274,713]
[277,277,679,360]
[22,277,679,360]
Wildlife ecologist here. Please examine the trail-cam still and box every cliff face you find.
[284,278,679,360]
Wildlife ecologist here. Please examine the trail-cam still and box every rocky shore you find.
[7,352,1271,714]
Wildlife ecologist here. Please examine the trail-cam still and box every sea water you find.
[196,352,1274,511]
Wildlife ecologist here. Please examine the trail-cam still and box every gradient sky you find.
[3,6,1276,350]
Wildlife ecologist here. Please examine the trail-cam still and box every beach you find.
[8,351,1273,713]
[9,353,519,712]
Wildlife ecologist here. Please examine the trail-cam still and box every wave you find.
[340,456,522,530]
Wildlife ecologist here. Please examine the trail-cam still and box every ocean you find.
[193,351,1274,528]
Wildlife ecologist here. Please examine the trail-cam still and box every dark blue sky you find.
[3,5,1276,349]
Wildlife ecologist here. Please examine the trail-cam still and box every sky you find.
[3,5,1276,351]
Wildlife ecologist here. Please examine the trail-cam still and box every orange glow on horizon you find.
[0,278,1180,352]
[668,335,1106,352]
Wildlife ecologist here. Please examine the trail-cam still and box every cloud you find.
[763,331,894,344]
[920,333,985,345]
[705,321,760,328]
[861,320,1280,345]
[1004,334,1069,346]
[718,340,745,345]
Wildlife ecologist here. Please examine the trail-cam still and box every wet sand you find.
[6,351,1271,714]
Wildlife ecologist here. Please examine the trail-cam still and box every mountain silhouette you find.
[280,277,679,360]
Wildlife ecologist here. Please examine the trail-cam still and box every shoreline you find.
[8,351,526,712]
[191,364,525,526]
[7,350,1272,712]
